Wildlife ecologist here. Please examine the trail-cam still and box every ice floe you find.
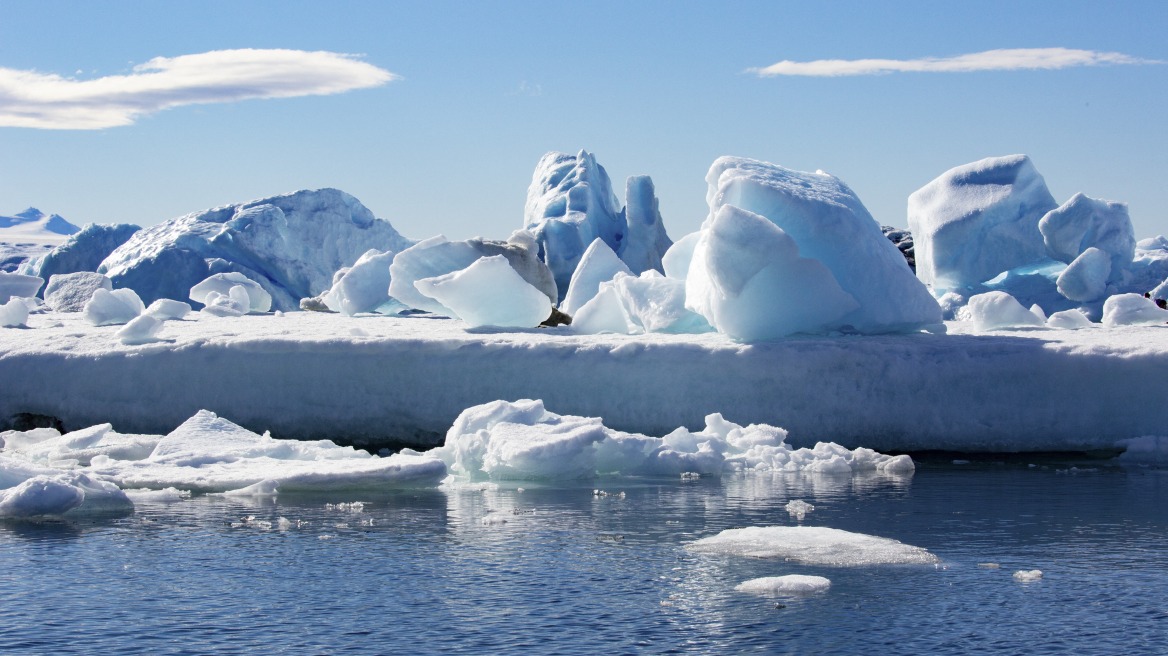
[735,575,831,595]
[688,526,939,566]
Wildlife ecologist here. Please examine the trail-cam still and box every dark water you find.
[2,463,1166,655]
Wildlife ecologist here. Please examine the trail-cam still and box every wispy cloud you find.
[748,48,1161,77]
[0,49,397,129]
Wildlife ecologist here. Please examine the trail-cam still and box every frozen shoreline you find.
[2,310,1166,452]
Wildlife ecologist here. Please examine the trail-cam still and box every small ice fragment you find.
[481,513,508,525]
[84,287,144,326]
[1013,569,1043,582]
[116,314,163,345]
[0,298,30,327]
[145,298,191,321]
[977,563,1001,569]
[277,517,293,531]
[735,575,831,595]
[785,499,815,520]
[190,272,271,313]
[221,480,280,497]
[680,472,701,481]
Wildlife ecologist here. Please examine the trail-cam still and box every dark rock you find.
[10,412,65,432]
[882,226,916,273]
[541,307,573,327]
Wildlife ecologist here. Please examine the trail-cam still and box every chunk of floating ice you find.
[688,526,939,566]
[977,563,1001,569]
[121,487,191,502]
[785,499,814,520]
[431,399,914,481]
[1013,569,1043,582]
[0,466,132,518]
[735,575,831,595]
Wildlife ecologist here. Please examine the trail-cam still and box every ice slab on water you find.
[0,458,132,518]
[735,575,831,595]
[414,255,552,329]
[688,526,939,566]
[908,155,1057,291]
[431,399,914,481]
[1013,569,1043,582]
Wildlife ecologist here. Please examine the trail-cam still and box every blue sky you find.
[1,0,1166,241]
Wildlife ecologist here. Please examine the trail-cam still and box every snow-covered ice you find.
[909,155,1057,292]
[84,288,145,326]
[145,298,191,321]
[43,272,113,312]
[699,157,942,335]
[1013,569,1043,582]
[1,310,1166,453]
[189,272,272,314]
[961,291,1044,330]
[0,299,29,327]
[1102,293,1168,327]
[19,223,139,283]
[735,575,831,595]
[115,314,163,345]
[1046,308,1094,330]
[688,526,939,566]
[1039,193,1134,281]
[414,255,552,329]
[1056,247,1111,302]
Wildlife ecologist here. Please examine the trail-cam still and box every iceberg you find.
[98,189,413,311]
[414,255,552,329]
[908,155,1057,291]
[694,157,941,336]
[1039,193,1134,282]
[18,223,140,285]
[524,151,671,296]
[389,233,556,316]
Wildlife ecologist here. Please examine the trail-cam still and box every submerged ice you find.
[689,526,939,566]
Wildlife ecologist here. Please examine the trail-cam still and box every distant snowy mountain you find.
[0,208,82,272]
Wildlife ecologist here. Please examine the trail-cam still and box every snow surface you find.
[688,526,939,566]
[909,155,1057,292]
[430,399,912,481]
[97,189,413,311]
[2,310,1167,453]
[735,575,831,595]
[700,157,942,335]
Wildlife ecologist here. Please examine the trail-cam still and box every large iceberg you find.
[18,223,140,288]
[97,189,413,311]
[691,157,941,336]
[524,151,671,297]
[908,155,1057,291]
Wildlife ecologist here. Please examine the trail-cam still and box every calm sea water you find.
[2,462,1166,655]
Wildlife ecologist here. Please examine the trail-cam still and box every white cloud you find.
[0,48,397,129]
[749,48,1161,77]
